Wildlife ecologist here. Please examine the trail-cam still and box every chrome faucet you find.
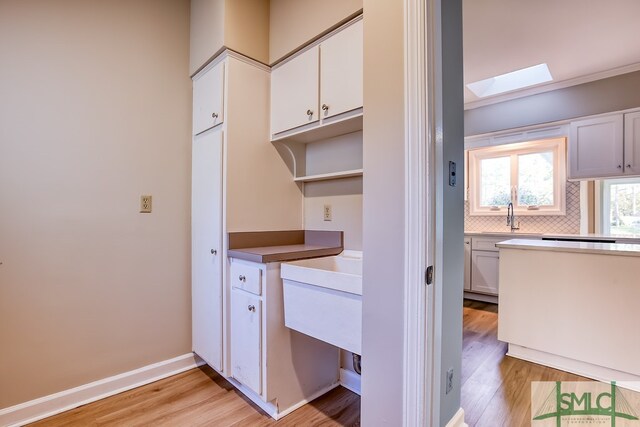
[507,202,520,232]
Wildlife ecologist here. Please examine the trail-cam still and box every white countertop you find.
[496,238,640,257]
[464,231,640,243]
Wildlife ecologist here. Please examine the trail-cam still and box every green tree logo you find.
[533,382,639,426]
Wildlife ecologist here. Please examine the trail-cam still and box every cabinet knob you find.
[306,109,313,117]
[210,249,217,255]
[627,164,632,169]
[618,165,623,169]
[247,305,255,312]
[322,104,329,111]
[239,275,246,282]
[211,112,218,119]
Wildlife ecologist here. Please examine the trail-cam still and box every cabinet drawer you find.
[471,237,505,252]
[230,262,262,295]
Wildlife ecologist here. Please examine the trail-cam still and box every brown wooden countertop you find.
[227,230,343,263]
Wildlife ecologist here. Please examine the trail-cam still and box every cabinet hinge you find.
[425,265,434,285]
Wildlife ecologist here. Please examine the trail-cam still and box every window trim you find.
[468,138,567,216]
[598,177,640,235]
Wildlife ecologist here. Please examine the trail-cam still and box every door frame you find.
[402,0,436,424]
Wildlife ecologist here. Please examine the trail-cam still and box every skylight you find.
[466,63,553,98]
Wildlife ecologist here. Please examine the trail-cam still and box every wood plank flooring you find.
[31,368,360,427]
[461,299,589,427]
[31,300,590,426]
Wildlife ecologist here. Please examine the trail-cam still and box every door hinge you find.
[425,265,434,285]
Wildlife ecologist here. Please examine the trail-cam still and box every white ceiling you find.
[463,0,640,104]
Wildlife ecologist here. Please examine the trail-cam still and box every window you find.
[468,138,567,216]
[600,178,640,236]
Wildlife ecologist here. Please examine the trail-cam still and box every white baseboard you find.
[445,408,467,427]
[0,353,205,427]
[227,377,340,420]
[339,368,361,395]
[463,292,498,304]
[508,344,640,392]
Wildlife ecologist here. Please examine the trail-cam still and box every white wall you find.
[0,0,192,408]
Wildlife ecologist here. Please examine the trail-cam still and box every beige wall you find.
[190,0,225,74]
[302,132,362,250]
[0,0,192,409]
[224,0,270,65]
[190,0,269,74]
[361,0,407,423]
[304,178,363,250]
[269,0,362,63]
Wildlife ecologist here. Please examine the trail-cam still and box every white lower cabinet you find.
[227,257,340,420]
[463,237,471,291]
[470,250,500,295]
[230,288,262,395]
[465,235,540,300]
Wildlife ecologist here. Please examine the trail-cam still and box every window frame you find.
[468,138,567,216]
[598,177,640,235]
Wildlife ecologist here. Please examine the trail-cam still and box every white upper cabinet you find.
[624,111,640,176]
[320,19,363,120]
[193,61,225,135]
[271,46,320,135]
[270,17,363,138]
[568,114,623,179]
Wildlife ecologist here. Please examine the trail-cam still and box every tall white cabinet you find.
[192,128,224,370]
[191,51,302,377]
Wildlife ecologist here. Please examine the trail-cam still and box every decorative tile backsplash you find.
[465,181,581,234]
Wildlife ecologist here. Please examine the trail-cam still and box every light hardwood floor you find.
[31,368,360,427]
[462,299,589,427]
[31,300,589,426]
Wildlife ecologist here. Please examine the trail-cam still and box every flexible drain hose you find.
[352,353,362,375]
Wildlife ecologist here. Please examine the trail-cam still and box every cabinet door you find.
[192,129,224,370]
[464,238,472,291]
[568,114,623,179]
[471,250,499,295]
[193,62,225,135]
[320,20,363,119]
[624,112,640,176]
[271,46,320,135]
[230,288,262,396]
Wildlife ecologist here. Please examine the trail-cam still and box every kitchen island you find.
[496,239,640,389]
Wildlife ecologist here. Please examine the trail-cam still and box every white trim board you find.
[507,344,640,393]
[227,377,340,420]
[339,368,361,395]
[445,408,468,427]
[403,0,433,424]
[0,353,204,427]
